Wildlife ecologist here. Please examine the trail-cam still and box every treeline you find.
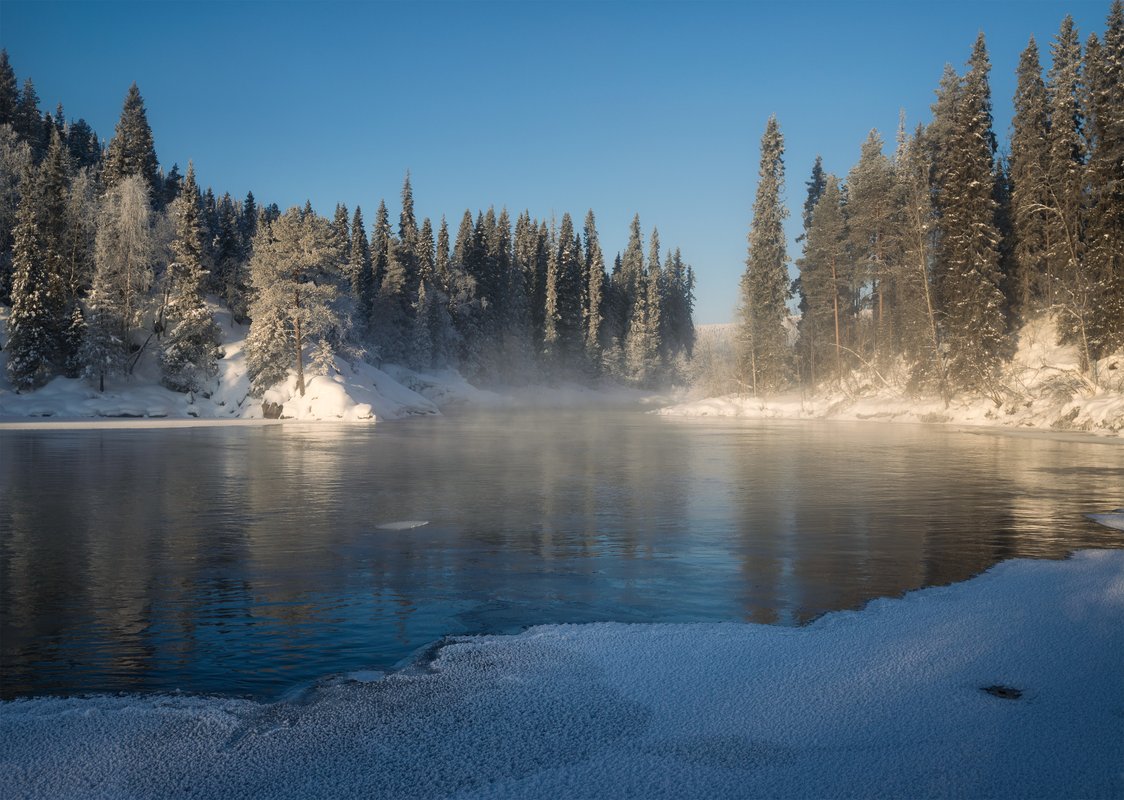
[738,2,1123,399]
[0,57,696,398]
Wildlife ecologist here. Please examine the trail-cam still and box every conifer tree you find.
[796,174,848,384]
[929,35,1007,393]
[801,155,827,236]
[582,210,605,372]
[1046,17,1095,371]
[103,84,159,193]
[1083,2,1124,359]
[6,162,54,390]
[159,163,221,392]
[0,50,18,129]
[13,78,45,158]
[737,115,791,394]
[370,199,392,303]
[1010,36,1053,312]
[347,205,374,328]
[847,130,895,358]
[245,207,344,396]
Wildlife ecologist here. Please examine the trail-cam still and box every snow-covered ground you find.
[0,305,668,425]
[668,317,1124,437]
[2,541,1121,799]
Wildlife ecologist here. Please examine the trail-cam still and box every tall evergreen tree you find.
[245,207,344,397]
[847,130,895,359]
[1009,36,1053,313]
[0,50,18,129]
[6,161,54,390]
[929,35,1007,393]
[103,84,159,193]
[1046,16,1095,370]
[800,155,827,236]
[1083,2,1124,360]
[737,115,791,394]
[347,205,374,328]
[796,174,849,384]
[582,210,605,372]
[159,163,221,392]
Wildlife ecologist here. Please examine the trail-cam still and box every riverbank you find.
[671,318,1124,438]
[3,539,1121,799]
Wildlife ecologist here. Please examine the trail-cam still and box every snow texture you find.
[2,549,1121,799]
[670,317,1124,437]
[1088,509,1124,532]
[0,305,668,425]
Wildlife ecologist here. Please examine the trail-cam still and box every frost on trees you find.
[245,206,346,397]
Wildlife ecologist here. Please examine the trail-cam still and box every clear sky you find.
[0,0,1112,323]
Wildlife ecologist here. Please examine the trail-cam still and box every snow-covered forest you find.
[0,61,698,405]
[1,2,1122,421]
[734,4,1123,403]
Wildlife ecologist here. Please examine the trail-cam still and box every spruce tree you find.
[1046,16,1095,371]
[582,210,605,372]
[801,155,827,236]
[13,78,45,158]
[0,50,17,128]
[929,35,1007,393]
[347,205,374,328]
[104,84,160,193]
[159,163,221,392]
[846,131,895,359]
[1009,36,1053,313]
[796,174,848,384]
[6,162,54,390]
[371,199,392,302]
[245,207,344,396]
[1083,1,1124,359]
[737,115,791,394]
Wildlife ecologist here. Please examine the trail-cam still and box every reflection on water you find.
[1,412,1121,699]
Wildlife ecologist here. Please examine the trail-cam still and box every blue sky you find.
[0,0,1111,323]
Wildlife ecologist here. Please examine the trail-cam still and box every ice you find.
[374,520,429,531]
[3,548,1121,799]
[1088,509,1124,532]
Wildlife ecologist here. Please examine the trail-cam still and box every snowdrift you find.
[667,316,1124,436]
[2,547,1121,799]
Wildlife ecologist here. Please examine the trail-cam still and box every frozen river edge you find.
[3,544,1122,799]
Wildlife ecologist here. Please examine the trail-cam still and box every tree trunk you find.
[294,290,305,397]
[831,255,842,380]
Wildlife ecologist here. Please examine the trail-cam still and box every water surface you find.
[1,411,1121,699]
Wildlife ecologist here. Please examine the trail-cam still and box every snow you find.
[1,305,668,425]
[2,547,1121,799]
[1087,509,1124,532]
[666,317,1124,437]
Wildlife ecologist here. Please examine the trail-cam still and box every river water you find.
[1,410,1121,699]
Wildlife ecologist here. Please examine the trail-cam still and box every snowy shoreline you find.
[3,540,1122,799]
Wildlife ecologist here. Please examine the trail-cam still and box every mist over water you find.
[2,410,1121,700]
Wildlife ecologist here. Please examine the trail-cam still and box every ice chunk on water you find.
[375,520,429,530]
[1086,509,1124,531]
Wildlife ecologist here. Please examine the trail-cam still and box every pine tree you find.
[347,205,374,328]
[371,199,392,303]
[13,78,45,158]
[1083,1,1124,362]
[0,50,18,129]
[800,155,827,236]
[582,210,605,372]
[796,174,849,384]
[929,35,1007,393]
[103,84,159,193]
[737,115,791,394]
[1046,17,1095,371]
[245,207,344,397]
[1010,36,1053,313]
[846,130,895,359]
[159,163,221,392]
[6,162,54,390]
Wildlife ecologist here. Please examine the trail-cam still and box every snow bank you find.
[3,548,1121,799]
[665,317,1124,437]
[0,304,470,424]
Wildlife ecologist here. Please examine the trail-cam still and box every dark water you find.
[1,411,1121,700]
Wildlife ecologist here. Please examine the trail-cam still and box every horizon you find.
[0,0,1111,323]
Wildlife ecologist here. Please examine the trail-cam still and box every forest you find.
[0,63,697,398]
[1,1,1121,409]
[735,2,1123,402]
